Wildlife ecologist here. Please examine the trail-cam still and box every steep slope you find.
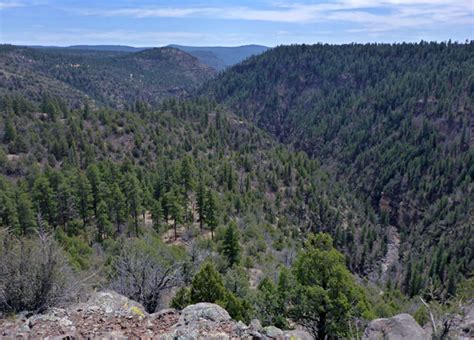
[168,45,269,70]
[0,94,381,279]
[201,42,474,297]
[0,45,216,108]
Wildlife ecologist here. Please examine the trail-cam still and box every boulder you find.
[447,302,474,340]
[363,313,429,340]
[263,325,284,338]
[71,290,148,319]
[283,329,313,340]
[249,318,263,331]
[180,302,231,324]
[159,303,234,339]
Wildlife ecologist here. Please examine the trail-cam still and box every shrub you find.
[110,235,185,313]
[0,229,75,313]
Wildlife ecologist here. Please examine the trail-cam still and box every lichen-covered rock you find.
[0,292,309,339]
[283,329,313,340]
[263,325,284,338]
[363,313,429,340]
[250,318,262,331]
[71,290,148,319]
[180,302,231,323]
[160,303,235,339]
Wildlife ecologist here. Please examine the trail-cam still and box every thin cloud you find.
[76,1,473,31]
[2,29,258,47]
[0,1,24,10]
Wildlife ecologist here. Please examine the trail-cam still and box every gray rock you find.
[233,320,249,336]
[180,302,231,324]
[74,290,148,319]
[250,318,263,331]
[363,313,429,340]
[263,325,284,338]
[447,302,474,340]
[283,329,313,340]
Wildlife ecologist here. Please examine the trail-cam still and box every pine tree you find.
[15,190,36,235]
[196,180,206,232]
[123,172,142,236]
[190,263,226,303]
[221,221,241,267]
[86,164,102,217]
[151,199,164,232]
[32,175,57,229]
[0,184,19,231]
[3,116,16,143]
[75,172,92,227]
[290,233,374,339]
[205,190,218,240]
[110,183,125,234]
[180,156,194,192]
[56,174,77,229]
[96,200,112,242]
[164,187,183,240]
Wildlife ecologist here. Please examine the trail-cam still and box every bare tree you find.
[0,228,76,313]
[111,235,184,313]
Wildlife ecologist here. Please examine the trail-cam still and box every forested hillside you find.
[0,42,472,337]
[0,45,215,108]
[0,95,390,334]
[201,42,474,297]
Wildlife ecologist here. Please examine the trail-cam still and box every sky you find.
[0,0,473,47]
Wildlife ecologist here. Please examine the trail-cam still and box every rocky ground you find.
[0,291,472,339]
[0,291,312,339]
[364,304,474,340]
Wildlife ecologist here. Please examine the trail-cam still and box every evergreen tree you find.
[196,180,206,232]
[221,221,241,267]
[75,172,92,227]
[255,276,287,328]
[96,200,112,242]
[151,199,164,232]
[0,184,19,231]
[190,263,226,303]
[56,174,77,229]
[205,190,218,240]
[86,164,102,217]
[290,233,373,339]
[3,116,16,143]
[180,156,194,192]
[109,183,125,234]
[15,190,36,235]
[123,172,142,236]
[164,187,183,240]
[32,175,57,228]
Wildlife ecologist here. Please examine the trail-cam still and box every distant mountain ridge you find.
[167,44,269,70]
[0,45,216,108]
[29,45,148,53]
[29,44,270,70]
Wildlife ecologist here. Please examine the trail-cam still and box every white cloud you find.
[76,0,473,31]
[0,1,23,10]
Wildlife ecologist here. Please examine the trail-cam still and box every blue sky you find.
[0,0,473,46]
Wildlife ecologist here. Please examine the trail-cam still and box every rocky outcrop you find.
[363,303,474,340]
[363,313,429,340]
[0,291,312,339]
[444,302,474,340]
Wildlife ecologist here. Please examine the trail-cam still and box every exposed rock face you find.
[446,302,474,340]
[363,313,429,340]
[0,291,312,339]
